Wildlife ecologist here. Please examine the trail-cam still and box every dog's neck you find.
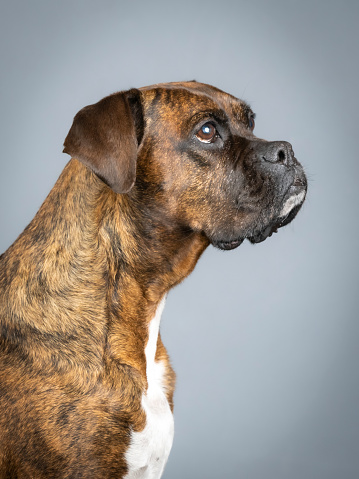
[1,159,208,378]
[93,161,209,375]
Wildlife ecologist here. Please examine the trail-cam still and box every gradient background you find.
[0,1,358,478]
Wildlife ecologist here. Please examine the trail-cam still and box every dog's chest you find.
[124,299,174,479]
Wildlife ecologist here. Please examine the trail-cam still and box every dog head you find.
[64,81,307,250]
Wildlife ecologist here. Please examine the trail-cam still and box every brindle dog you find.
[0,82,307,478]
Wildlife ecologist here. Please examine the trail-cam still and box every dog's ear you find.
[63,89,144,194]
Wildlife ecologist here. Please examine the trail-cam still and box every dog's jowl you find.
[0,82,307,478]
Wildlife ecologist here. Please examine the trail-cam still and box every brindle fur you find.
[0,81,306,478]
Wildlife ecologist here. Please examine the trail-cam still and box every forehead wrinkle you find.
[140,83,254,140]
[142,86,246,119]
[142,88,221,133]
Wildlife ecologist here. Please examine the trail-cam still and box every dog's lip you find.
[248,187,306,244]
[213,180,307,250]
[247,221,280,244]
[293,177,306,187]
[212,196,303,249]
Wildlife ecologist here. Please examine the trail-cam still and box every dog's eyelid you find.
[189,110,228,128]
[247,111,256,130]
[192,116,228,141]
[195,122,221,144]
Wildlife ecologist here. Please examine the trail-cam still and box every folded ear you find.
[63,88,144,194]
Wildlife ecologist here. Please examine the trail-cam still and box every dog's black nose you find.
[261,141,294,166]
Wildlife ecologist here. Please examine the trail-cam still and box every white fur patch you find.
[124,297,174,479]
[279,190,306,219]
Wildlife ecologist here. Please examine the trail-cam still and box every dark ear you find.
[63,88,144,194]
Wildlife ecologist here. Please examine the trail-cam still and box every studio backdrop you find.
[0,1,358,478]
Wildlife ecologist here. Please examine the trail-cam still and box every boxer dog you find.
[0,81,307,478]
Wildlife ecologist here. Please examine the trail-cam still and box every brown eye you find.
[196,123,217,143]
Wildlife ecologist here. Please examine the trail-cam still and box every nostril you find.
[277,149,286,163]
[259,141,294,165]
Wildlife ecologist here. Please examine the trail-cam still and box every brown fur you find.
[0,81,306,478]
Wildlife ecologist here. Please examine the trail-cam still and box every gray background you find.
[0,1,358,478]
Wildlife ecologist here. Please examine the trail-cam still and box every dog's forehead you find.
[139,81,251,126]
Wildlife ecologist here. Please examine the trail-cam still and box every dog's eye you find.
[248,115,255,131]
[196,123,218,143]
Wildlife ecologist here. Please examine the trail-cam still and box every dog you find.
[0,81,307,478]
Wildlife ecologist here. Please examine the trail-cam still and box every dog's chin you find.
[211,214,291,251]
[212,238,244,251]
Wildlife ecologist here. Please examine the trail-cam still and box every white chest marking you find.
[124,297,174,479]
